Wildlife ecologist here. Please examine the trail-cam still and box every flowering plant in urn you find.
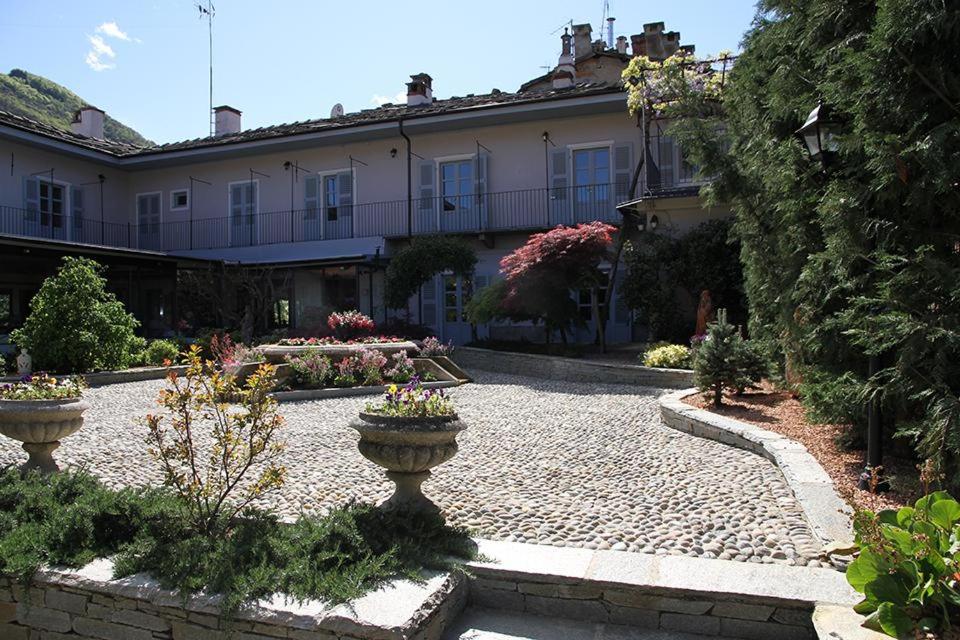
[352,377,465,514]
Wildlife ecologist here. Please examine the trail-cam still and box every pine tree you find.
[693,309,764,406]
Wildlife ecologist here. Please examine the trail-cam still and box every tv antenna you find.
[197,1,215,136]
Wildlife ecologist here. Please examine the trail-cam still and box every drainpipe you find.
[398,117,412,238]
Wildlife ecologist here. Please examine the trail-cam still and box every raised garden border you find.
[659,388,853,549]
[0,365,189,388]
[272,380,459,403]
[451,347,693,389]
[0,558,467,640]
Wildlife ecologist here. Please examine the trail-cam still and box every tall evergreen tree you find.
[631,1,960,485]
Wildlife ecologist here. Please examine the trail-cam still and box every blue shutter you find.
[476,153,489,230]
[549,149,568,224]
[417,160,436,233]
[303,175,319,219]
[338,171,353,216]
[659,136,675,188]
[71,186,84,231]
[614,143,633,206]
[614,271,629,325]
[23,177,39,223]
[421,276,437,329]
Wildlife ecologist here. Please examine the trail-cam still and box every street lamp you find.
[797,100,887,492]
[795,101,840,166]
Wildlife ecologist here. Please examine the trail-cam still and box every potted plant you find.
[0,373,88,473]
[351,377,465,514]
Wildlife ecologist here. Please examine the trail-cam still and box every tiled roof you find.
[0,83,623,159]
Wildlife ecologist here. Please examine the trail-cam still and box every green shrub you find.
[10,257,144,373]
[0,468,474,617]
[693,309,766,406]
[143,339,180,367]
[847,491,960,637]
[642,344,692,369]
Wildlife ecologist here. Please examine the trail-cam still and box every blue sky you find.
[0,1,758,144]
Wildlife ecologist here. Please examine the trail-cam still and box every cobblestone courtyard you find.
[0,371,826,566]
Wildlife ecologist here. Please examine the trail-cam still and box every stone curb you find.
[812,604,886,639]
[452,347,694,389]
[659,388,853,548]
[271,380,459,403]
[1,366,189,387]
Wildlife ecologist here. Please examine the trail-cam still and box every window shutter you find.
[476,153,489,229]
[418,161,434,209]
[338,171,353,216]
[71,186,84,230]
[549,149,568,224]
[659,136,675,188]
[421,276,437,329]
[303,175,319,219]
[23,177,39,222]
[230,185,243,226]
[614,143,633,205]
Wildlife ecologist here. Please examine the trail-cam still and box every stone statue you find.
[16,349,32,376]
[695,290,714,336]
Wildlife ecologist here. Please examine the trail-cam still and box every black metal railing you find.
[0,181,701,253]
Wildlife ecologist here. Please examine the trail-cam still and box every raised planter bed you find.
[0,365,189,387]
[271,358,461,403]
[452,347,693,389]
[260,341,420,364]
[0,559,466,640]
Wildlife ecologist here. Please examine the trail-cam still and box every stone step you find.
[442,607,724,640]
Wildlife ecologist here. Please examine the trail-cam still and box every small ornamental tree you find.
[145,346,286,536]
[11,256,144,373]
[499,222,616,346]
[693,309,765,407]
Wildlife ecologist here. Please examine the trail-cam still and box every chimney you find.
[616,35,628,55]
[643,22,667,60]
[406,73,433,106]
[606,17,616,48]
[214,105,242,136]
[572,23,592,59]
[70,106,105,139]
[552,28,576,90]
[630,33,645,57]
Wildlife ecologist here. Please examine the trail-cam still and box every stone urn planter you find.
[350,412,466,514]
[0,398,89,473]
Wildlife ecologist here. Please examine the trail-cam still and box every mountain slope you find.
[0,69,152,146]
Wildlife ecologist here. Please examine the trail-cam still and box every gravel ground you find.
[0,372,826,567]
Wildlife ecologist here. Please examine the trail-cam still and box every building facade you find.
[0,21,727,346]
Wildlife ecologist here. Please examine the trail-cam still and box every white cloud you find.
[95,21,131,41]
[371,92,406,107]
[84,34,116,71]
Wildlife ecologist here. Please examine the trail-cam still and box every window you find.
[137,193,162,237]
[39,182,65,228]
[170,189,189,210]
[440,160,473,212]
[577,286,607,322]
[324,175,338,221]
[444,275,458,322]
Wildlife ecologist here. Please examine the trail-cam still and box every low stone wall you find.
[1,366,188,387]
[0,559,466,640]
[659,389,853,548]
[469,575,816,640]
[452,347,693,389]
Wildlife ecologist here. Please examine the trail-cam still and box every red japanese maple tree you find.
[499,222,616,346]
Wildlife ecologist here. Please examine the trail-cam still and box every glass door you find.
[38,181,66,240]
[441,274,474,344]
[572,148,610,222]
[137,193,161,250]
[230,182,257,247]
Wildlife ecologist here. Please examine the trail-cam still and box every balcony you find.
[0,181,704,254]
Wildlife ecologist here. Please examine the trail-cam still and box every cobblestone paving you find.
[0,372,826,566]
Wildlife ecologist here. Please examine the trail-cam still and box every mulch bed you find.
[682,382,920,513]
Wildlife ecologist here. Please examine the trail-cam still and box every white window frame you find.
[314,168,355,228]
[169,189,189,211]
[433,154,475,226]
[227,180,260,246]
[34,177,73,237]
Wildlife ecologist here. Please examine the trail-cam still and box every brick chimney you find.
[70,106,105,139]
[552,28,576,90]
[643,22,667,60]
[572,23,592,59]
[616,35,628,55]
[214,105,242,136]
[630,33,645,57]
[406,73,433,106]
